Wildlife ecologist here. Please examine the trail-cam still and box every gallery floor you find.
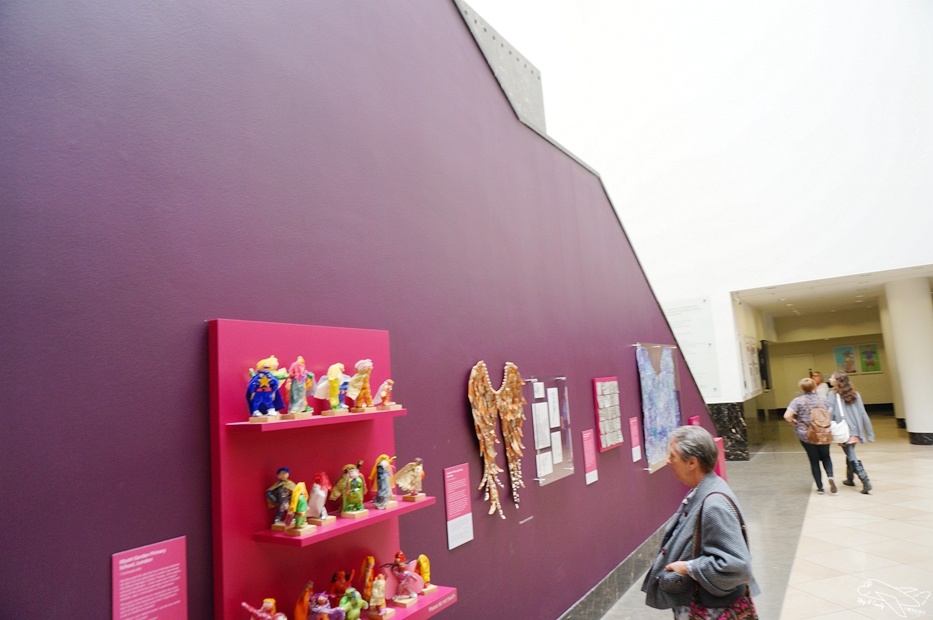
[601,412,933,619]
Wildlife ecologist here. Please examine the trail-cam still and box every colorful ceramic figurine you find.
[328,569,356,607]
[360,556,376,602]
[247,355,285,419]
[383,551,424,603]
[242,598,288,620]
[310,592,346,620]
[368,574,389,619]
[314,363,350,413]
[393,458,425,501]
[373,379,400,410]
[330,461,367,514]
[308,471,333,524]
[286,481,312,535]
[266,467,296,529]
[368,455,396,510]
[294,581,314,620]
[339,587,369,620]
[286,356,315,417]
[347,359,375,411]
[416,554,435,595]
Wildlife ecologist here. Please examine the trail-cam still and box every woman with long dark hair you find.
[827,371,875,493]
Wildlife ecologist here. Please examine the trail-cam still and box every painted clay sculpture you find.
[294,581,314,620]
[266,467,296,528]
[310,592,346,620]
[368,455,396,510]
[286,481,310,533]
[415,555,431,588]
[328,569,356,606]
[360,556,376,602]
[339,587,369,620]
[347,359,374,410]
[330,461,366,513]
[246,355,285,418]
[313,363,351,412]
[368,574,388,618]
[383,551,424,602]
[241,598,287,620]
[392,458,424,499]
[308,472,332,521]
[287,356,315,415]
[373,379,400,409]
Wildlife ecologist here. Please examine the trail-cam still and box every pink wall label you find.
[444,463,473,549]
[714,437,728,481]
[112,536,187,620]
[688,416,700,426]
[582,429,598,484]
[629,417,643,463]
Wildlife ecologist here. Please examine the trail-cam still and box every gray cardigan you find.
[642,473,759,610]
[826,390,875,443]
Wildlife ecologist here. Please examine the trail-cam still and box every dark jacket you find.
[642,472,759,610]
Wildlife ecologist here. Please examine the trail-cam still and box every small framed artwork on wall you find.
[834,345,858,374]
[857,343,882,374]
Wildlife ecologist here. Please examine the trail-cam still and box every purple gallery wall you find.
[0,2,713,618]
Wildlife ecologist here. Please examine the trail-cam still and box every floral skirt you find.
[673,606,724,619]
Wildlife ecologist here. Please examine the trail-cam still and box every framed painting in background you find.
[834,345,858,374]
[858,343,882,374]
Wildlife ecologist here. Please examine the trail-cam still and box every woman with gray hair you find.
[643,425,759,619]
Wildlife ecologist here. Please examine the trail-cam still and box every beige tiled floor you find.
[601,415,933,620]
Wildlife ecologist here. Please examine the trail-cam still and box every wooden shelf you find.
[253,495,436,547]
[227,408,407,432]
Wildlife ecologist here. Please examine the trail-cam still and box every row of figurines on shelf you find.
[242,550,437,620]
[267,457,425,535]
[247,355,402,422]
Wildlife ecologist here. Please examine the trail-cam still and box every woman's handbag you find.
[687,493,759,620]
[688,589,758,620]
[831,394,851,443]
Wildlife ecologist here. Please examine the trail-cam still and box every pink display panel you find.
[209,319,451,619]
[582,429,598,485]
[714,436,728,481]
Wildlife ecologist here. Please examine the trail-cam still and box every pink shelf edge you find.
[227,408,407,431]
[253,495,437,547]
[393,586,458,620]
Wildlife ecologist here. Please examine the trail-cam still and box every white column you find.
[878,297,906,425]
[884,278,933,443]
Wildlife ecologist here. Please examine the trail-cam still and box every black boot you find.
[853,460,872,494]
[843,461,855,486]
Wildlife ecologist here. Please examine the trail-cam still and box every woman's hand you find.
[664,561,689,575]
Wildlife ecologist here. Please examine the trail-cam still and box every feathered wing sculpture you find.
[499,363,526,507]
[468,361,505,518]
[467,360,526,519]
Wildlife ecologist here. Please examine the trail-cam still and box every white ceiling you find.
[732,265,933,319]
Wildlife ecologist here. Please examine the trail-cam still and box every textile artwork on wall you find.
[636,345,682,472]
